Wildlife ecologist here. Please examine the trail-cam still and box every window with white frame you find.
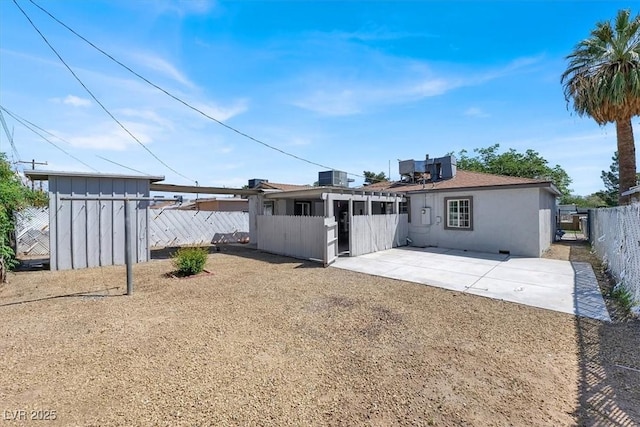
[294,201,311,216]
[263,201,274,216]
[445,197,473,230]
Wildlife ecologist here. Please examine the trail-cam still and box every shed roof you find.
[25,169,165,183]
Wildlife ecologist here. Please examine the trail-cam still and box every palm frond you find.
[561,9,640,124]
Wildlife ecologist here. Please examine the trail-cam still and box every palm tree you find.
[562,9,640,205]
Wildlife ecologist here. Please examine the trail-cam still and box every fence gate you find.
[324,218,338,266]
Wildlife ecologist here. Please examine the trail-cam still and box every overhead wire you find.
[23,0,379,182]
[0,105,99,172]
[0,110,21,163]
[11,0,196,183]
[96,155,151,176]
[0,105,154,176]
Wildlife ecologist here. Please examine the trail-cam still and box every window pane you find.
[447,198,471,228]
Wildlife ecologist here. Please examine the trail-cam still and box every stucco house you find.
[247,156,560,264]
[366,166,560,257]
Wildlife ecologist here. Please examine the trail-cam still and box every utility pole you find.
[18,159,47,190]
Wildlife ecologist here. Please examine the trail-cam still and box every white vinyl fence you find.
[257,215,327,262]
[351,214,409,257]
[590,203,640,304]
[15,208,250,257]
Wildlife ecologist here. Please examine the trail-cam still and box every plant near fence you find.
[0,153,48,283]
[172,246,208,276]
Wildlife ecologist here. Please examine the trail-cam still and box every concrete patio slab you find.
[332,246,610,321]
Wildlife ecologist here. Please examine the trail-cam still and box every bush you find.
[173,246,208,276]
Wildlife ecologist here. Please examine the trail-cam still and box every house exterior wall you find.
[248,195,260,243]
[183,199,248,212]
[538,189,557,255]
[407,187,544,257]
[48,175,151,271]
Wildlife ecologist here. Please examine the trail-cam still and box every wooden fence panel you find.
[149,210,249,248]
[351,214,408,257]
[257,215,325,262]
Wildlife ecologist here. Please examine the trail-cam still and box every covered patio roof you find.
[262,186,404,201]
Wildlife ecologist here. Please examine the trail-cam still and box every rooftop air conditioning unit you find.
[318,170,348,187]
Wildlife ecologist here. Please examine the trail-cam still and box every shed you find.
[25,170,164,271]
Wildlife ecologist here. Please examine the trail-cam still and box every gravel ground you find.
[1,245,638,426]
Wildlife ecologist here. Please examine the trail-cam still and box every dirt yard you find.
[1,245,638,426]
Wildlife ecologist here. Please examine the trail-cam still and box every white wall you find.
[538,190,557,255]
[407,187,545,257]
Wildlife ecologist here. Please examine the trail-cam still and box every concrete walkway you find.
[332,247,610,321]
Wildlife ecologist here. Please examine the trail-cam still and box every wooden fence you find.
[351,214,408,257]
[15,208,250,260]
[257,215,327,262]
[149,209,249,248]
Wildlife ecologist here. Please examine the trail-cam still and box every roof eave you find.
[25,169,165,183]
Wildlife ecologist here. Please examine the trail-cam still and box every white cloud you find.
[54,121,155,151]
[464,107,490,118]
[128,52,195,88]
[63,95,92,107]
[292,55,542,116]
[191,99,249,122]
[116,108,174,130]
[288,137,312,147]
[142,0,215,17]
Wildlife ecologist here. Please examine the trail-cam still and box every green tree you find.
[600,152,620,206]
[0,153,47,283]
[561,9,640,205]
[560,193,607,208]
[597,151,640,206]
[455,144,572,196]
[363,171,388,185]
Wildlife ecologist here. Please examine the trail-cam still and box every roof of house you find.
[362,170,561,195]
[257,182,313,191]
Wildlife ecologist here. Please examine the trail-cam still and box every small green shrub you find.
[611,284,634,312]
[173,246,208,276]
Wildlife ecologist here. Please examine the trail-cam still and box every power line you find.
[12,0,196,184]
[0,105,99,171]
[1,105,153,176]
[24,0,373,181]
[0,110,21,162]
[96,155,150,176]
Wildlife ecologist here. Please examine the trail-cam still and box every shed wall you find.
[49,176,150,271]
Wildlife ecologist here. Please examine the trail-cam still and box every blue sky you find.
[0,0,636,195]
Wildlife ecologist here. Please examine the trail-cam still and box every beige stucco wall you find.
[407,187,550,257]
